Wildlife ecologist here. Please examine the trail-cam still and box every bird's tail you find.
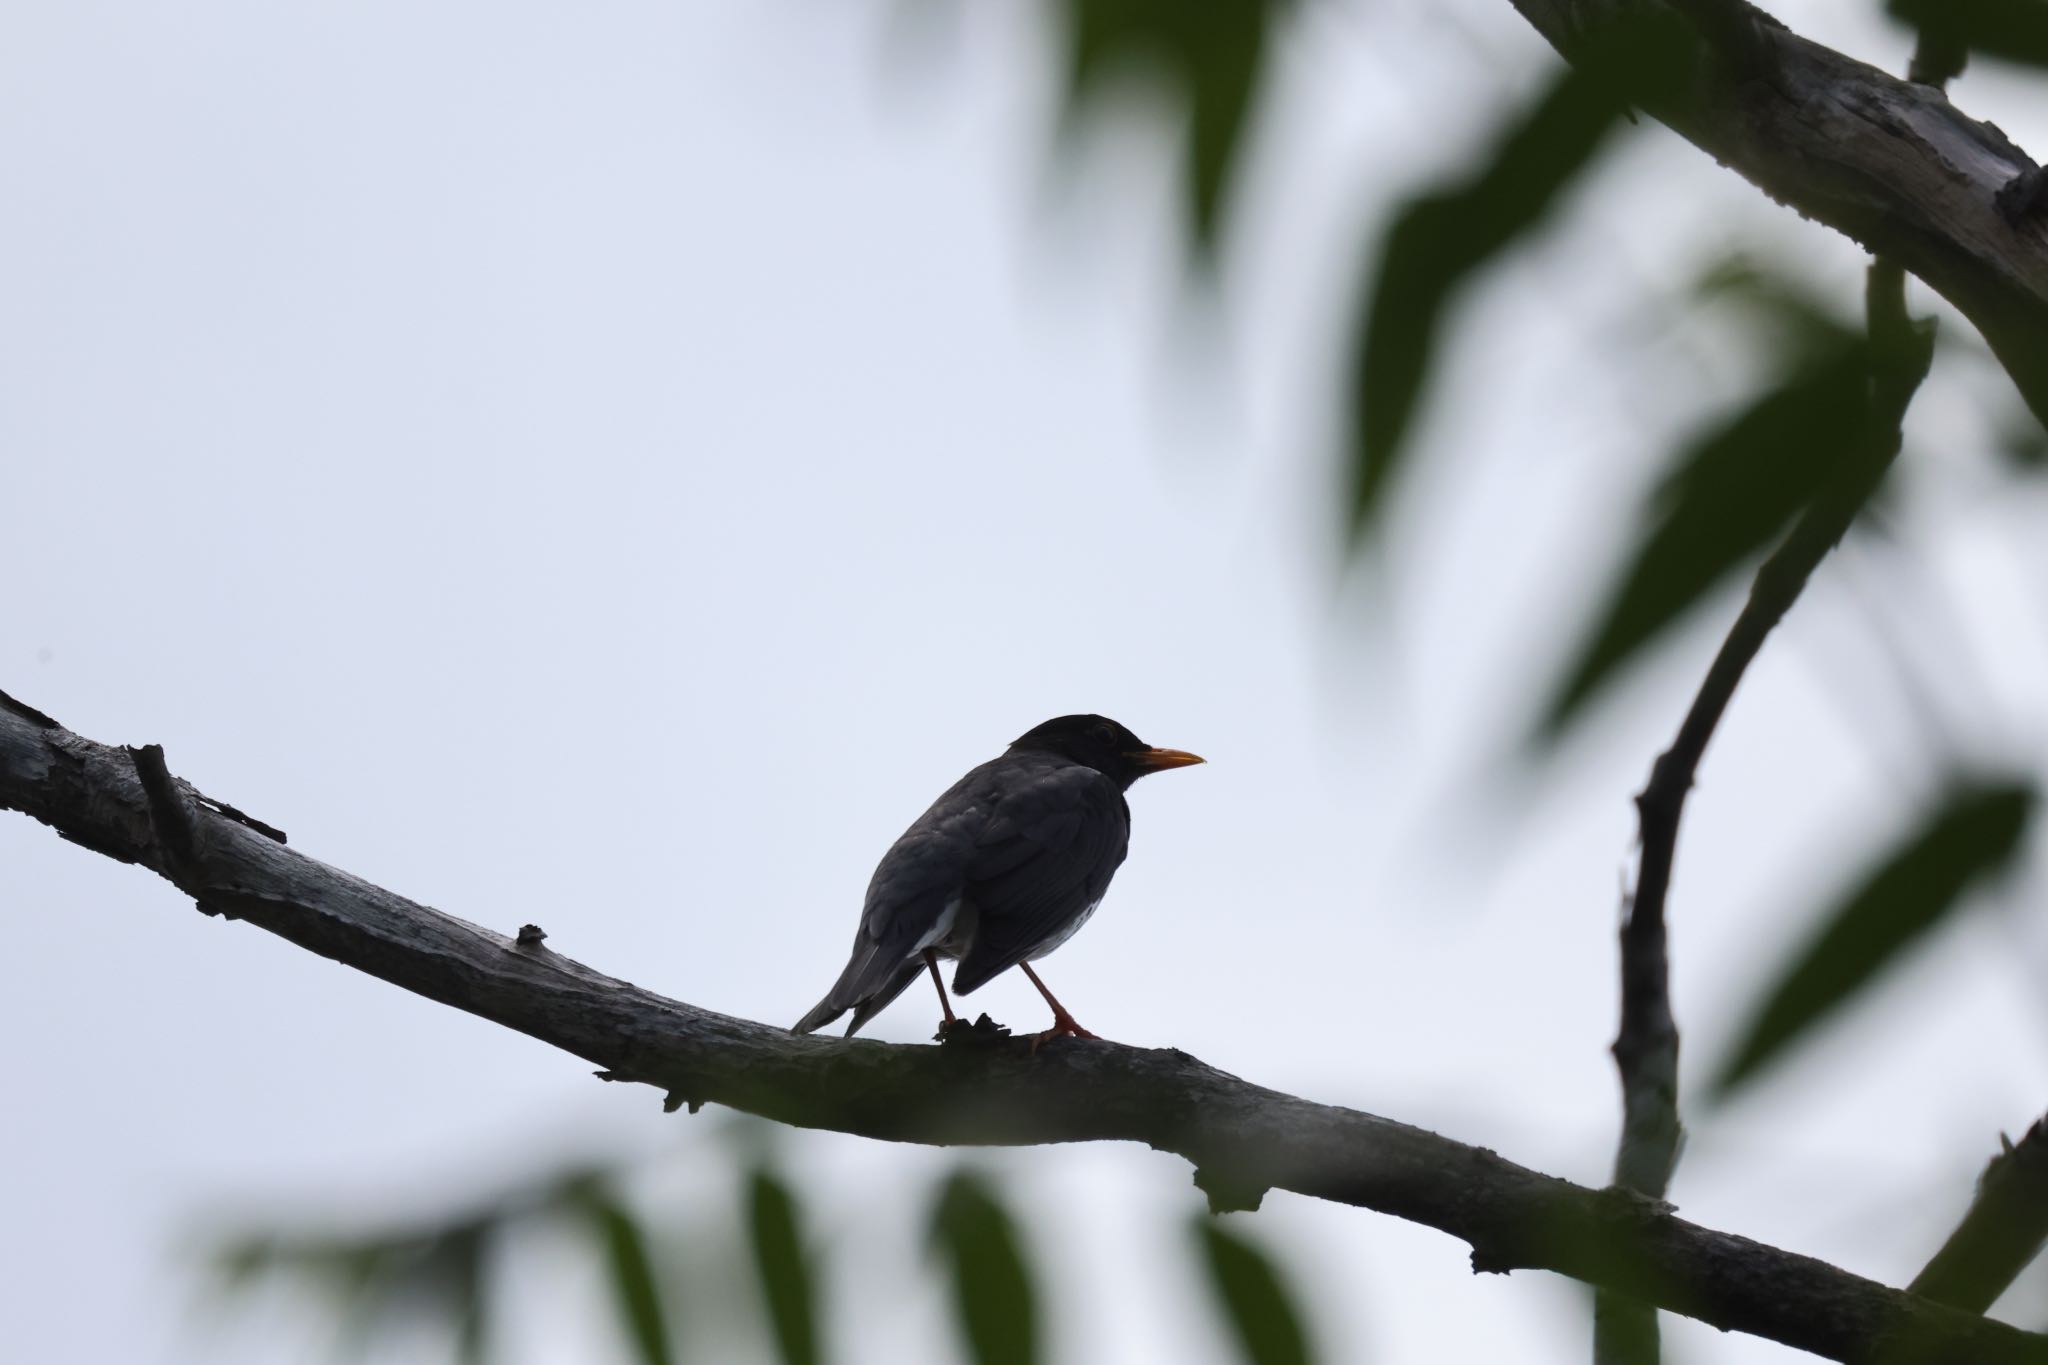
[792,948,925,1037]
[841,960,925,1036]
[791,995,845,1036]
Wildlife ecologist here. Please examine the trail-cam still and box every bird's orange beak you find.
[1128,746,1205,774]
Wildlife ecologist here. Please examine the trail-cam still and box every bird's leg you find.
[924,950,958,1029]
[1018,962,1098,1049]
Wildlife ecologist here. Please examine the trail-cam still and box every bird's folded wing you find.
[950,767,1127,995]
[793,826,969,1034]
[813,772,993,1014]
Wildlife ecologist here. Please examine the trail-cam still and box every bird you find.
[791,714,1203,1044]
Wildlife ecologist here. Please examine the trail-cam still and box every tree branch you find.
[1592,228,1934,1365]
[1,692,2037,1363]
[1504,0,2048,430]
[1511,17,1963,1351]
[1912,1117,2048,1315]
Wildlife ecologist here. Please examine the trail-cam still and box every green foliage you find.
[214,1215,494,1363]
[446,1226,490,1365]
[1712,779,2038,1097]
[1888,0,2048,68]
[2000,407,2048,468]
[1344,65,1631,543]
[576,1188,676,1365]
[1691,255,1862,359]
[208,1155,1173,1365]
[1057,0,1283,258]
[212,1166,686,1365]
[1192,1217,1317,1365]
[927,1171,1041,1365]
[1539,337,1877,738]
[746,1167,824,1365]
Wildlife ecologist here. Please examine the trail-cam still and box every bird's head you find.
[1008,714,1205,788]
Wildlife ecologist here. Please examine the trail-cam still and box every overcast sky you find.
[6,2,2048,1362]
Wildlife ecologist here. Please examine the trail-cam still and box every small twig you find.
[1911,1117,2048,1314]
[127,743,204,875]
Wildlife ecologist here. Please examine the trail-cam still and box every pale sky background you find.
[6,2,2048,1363]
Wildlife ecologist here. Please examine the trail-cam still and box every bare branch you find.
[1593,225,1935,1365]
[1533,18,1967,1351]
[1912,1118,2048,1315]
[1,695,2041,1362]
[1504,0,2048,429]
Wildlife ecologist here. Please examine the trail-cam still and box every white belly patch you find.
[912,897,965,955]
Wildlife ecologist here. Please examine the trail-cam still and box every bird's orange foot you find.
[1028,1013,1100,1053]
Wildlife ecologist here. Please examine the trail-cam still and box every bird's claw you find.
[1027,1015,1100,1053]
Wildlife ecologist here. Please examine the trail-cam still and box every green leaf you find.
[928,1171,1039,1365]
[212,1218,494,1363]
[1711,780,2037,1098]
[1056,0,1282,258]
[1345,13,1711,543]
[1192,1218,1316,1365]
[1539,340,1873,737]
[583,1193,675,1365]
[746,1168,823,1365]
[437,1224,490,1365]
[1346,68,1629,541]
[1691,255,1861,362]
[1888,0,2048,68]
[1999,406,2048,470]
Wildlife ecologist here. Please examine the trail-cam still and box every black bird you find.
[792,714,1203,1042]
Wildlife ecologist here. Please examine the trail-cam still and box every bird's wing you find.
[950,764,1128,996]
[791,769,991,1036]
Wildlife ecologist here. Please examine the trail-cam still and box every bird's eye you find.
[1092,723,1118,745]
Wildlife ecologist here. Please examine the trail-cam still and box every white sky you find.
[6,2,2048,1362]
